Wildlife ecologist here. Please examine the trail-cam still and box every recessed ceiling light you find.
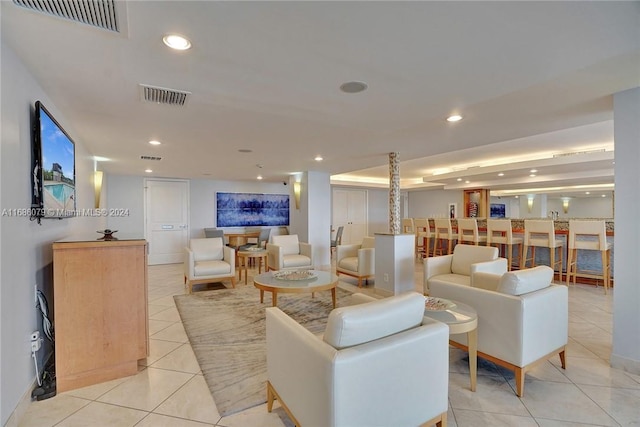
[148,140,161,145]
[465,180,470,184]
[315,155,323,162]
[498,173,505,177]
[601,194,606,197]
[163,34,191,50]
[457,178,462,182]
[515,195,519,199]
[530,169,538,173]
[340,81,368,93]
[238,149,253,153]
[446,115,463,122]
[257,175,263,180]
[529,174,536,177]
[145,169,153,173]
[585,191,590,195]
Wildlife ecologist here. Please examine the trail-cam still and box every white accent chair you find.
[336,236,375,287]
[266,292,449,427]
[266,234,313,271]
[184,237,236,293]
[429,266,568,397]
[424,244,507,294]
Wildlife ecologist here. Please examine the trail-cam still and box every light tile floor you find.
[14,260,640,427]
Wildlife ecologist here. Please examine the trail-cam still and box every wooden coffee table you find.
[253,270,338,308]
[238,249,268,285]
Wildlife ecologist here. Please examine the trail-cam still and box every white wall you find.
[1,42,102,425]
[106,175,290,238]
[407,188,464,218]
[547,197,613,219]
[367,188,390,234]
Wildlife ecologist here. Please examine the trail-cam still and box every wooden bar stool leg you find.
[602,249,610,294]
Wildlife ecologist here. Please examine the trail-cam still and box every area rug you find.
[174,284,354,417]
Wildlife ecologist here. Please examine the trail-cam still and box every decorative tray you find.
[245,246,264,252]
[424,296,456,311]
[273,270,317,281]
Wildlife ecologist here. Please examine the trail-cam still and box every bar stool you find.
[457,218,487,246]
[487,219,523,271]
[566,220,612,294]
[434,218,456,255]
[402,218,414,234]
[521,220,564,280]
[414,218,433,258]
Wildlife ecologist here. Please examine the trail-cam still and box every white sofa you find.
[266,234,313,271]
[266,292,449,427]
[423,244,507,294]
[184,237,236,293]
[429,266,568,397]
[336,236,375,287]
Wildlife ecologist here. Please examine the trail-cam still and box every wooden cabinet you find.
[463,189,489,218]
[332,189,368,244]
[53,238,148,392]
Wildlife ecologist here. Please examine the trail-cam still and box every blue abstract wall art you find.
[216,192,290,227]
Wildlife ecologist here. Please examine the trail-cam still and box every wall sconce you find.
[562,198,570,214]
[94,170,103,208]
[293,181,301,210]
[527,195,534,213]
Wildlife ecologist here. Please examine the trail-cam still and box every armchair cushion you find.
[190,237,224,262]
[282,254,313,268]
[194,260,232,276]
[497,265,553,296]
[450,244,499,276]
[323,292,425,350]
[272,234,300,255]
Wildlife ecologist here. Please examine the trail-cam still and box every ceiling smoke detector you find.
[340,81,368,94]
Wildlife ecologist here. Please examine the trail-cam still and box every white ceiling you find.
[2,1,639,198]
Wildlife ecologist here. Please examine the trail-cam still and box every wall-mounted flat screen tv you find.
[490,203,506,218]
[216,192,289,227]
[31,101,76,220]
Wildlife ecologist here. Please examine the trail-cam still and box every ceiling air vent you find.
[140,84,191,107]
[140,156,162,161]
[13,0,119,32]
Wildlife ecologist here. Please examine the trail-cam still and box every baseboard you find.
[373,288,393,297]
[3,378,37,427]
[610,353,640,375]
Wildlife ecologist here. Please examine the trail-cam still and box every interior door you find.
[145,179,189,265]
[332,189,368,244]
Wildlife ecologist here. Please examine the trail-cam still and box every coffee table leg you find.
[244,264,248,285]
[331,288,336,309]
[271,291,277,307]
[260,289,264,303]
[468,328,478,392]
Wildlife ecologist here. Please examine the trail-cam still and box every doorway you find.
[145,179,190,265]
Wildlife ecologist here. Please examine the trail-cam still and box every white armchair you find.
[429,266,568,397]
[184,237,236,294]
[336,236,375,287]
[266,234,313,271]
[424,244,507,294]
[266,292,449,427]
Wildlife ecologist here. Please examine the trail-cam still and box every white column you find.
[289,171,331,269]
[612,87,640,374]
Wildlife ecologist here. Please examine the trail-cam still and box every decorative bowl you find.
[273,270,317,281]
